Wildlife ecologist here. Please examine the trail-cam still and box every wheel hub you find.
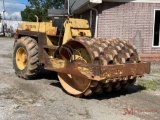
[16,47,27,70]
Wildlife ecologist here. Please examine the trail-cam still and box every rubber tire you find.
[13,37,39,79]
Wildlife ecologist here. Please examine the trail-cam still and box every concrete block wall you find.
[97,2,160,53]
[81,2,160,54]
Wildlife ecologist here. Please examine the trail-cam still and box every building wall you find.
[98,2,160,54]
[81,2,160,54]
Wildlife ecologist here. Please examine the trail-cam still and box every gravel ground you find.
[0,37,159,120]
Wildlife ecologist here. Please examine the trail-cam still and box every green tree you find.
[21,0,65,22]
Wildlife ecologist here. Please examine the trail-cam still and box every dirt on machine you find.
[13,1,150,97]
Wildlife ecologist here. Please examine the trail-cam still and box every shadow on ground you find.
[51,80,146,100]
[84,85,146,100]
[35,67,59,80]
[35,68,147,100]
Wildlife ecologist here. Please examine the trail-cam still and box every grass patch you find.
[136,79,160,91]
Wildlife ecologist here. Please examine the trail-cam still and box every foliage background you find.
[21,0,65,22]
